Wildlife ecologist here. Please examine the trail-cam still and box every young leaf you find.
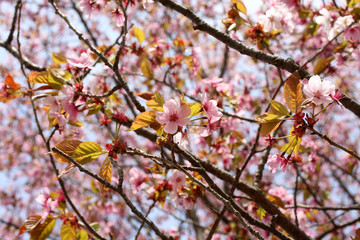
[313,57,335,75]
[99,157,112,192]
[55,163,76,179]
[154,91,165,107]
[284,71,303,113]
[259,121,282,136]
[133,26,145,43]
[76,229,89,240]
[270,100,290,116]
[281,129,302,156]
[129,111,157,131]
[17,215,42,236]
[135,91,154,100]
[187,102,203,118]
[5,72,21,90]
[30,216,56,240]
[140,57,154,79]
[231,0,247,14]
[60,222,76,240]
[50,140,83,163]
[73,142,104,165]
[52,52,67,64]
[266,195,286,209]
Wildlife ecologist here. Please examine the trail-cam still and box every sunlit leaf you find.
[313,57,335,75]
[135,91,154,100]
[348,0,360,7]
[76,229,89,240]
[133,26,145,43]
[270,100,290,116]
[284,71,303,113]
[260,120,282,136]
[281,128,302,156]
[60,222,76,240]
[231,0,247,14]
[89,222,101,233]
[73,142,104,165]
[187,102,203,118]
[256,207,267,220]
[50,139,83,163]
[87,104,101,116]
[5,72,21,90]
[52,52,67,64]
[266,195,286,209]
[154,90,165,107]
[140,57,154,79]
[129,111,157,131]
[17,215,42,237]
[55,163,76,179]
[30,216,56,240]
[99,157,112,192]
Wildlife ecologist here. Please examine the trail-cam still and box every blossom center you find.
[169,113,178,122]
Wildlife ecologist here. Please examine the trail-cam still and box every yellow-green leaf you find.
[140,57,154,79]
[146,100,163,111]
[29,71,49,84]
[99,157,112,192]
[260,120,282,136]
[154,90,165,107]
[50,140,83,163]
[89,222,101,232]
[231,0,247,14]
[313,57,335,75]
[188,102,203,118]
[87,104,101,116]
[281,129,302,156]
[30,216,56,240]
[266,195,286,209]
[133,26,145,43]
[284,71,303,113]
[52,52,67,64]
[129,111,157,131]
[348,0,360,7]
[76,229,89,240]
[256,207,267,220]
[73,142,104,165]
[60,222,76,240]
[270,100,290,116]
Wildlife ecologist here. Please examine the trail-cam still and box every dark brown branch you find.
[5,0,22,44]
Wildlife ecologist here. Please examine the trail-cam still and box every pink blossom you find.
[330,89,344,107]
[199,118,219,137]
[112,9,124,28]
[173,130,189,150]
[344,26,360,42]
[303,75,335,105]
[314,8,332,32]
[67,51,93,69]
[168,170,186,190]
[43,96,61,114]
[267,154,289,173]
[258,5,294,33]
[129,168,147,193]
[60,85,79,122]
[156,99,191,134]
[201,93,222,122]
[35,188,59,222]
[328,15,354,40]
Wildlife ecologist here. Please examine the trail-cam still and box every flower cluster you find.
[258,2,294,33]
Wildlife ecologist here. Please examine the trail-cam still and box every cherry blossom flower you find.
[267,153,289,173]
[201,93,222,122]
[60,85,79,122]
[156,99,191,134]
[67,51,93,69]
[168,170,186,190]
[303,75,335,105]
[173,129,189,150]
[331,89,344,107]
[36,188,59,222]
[112,9,125,28]
[314,8,332,32]
[344,26,360,42]
[129,168,148,194]
[328,15,354,40]
[258,5,294,33]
